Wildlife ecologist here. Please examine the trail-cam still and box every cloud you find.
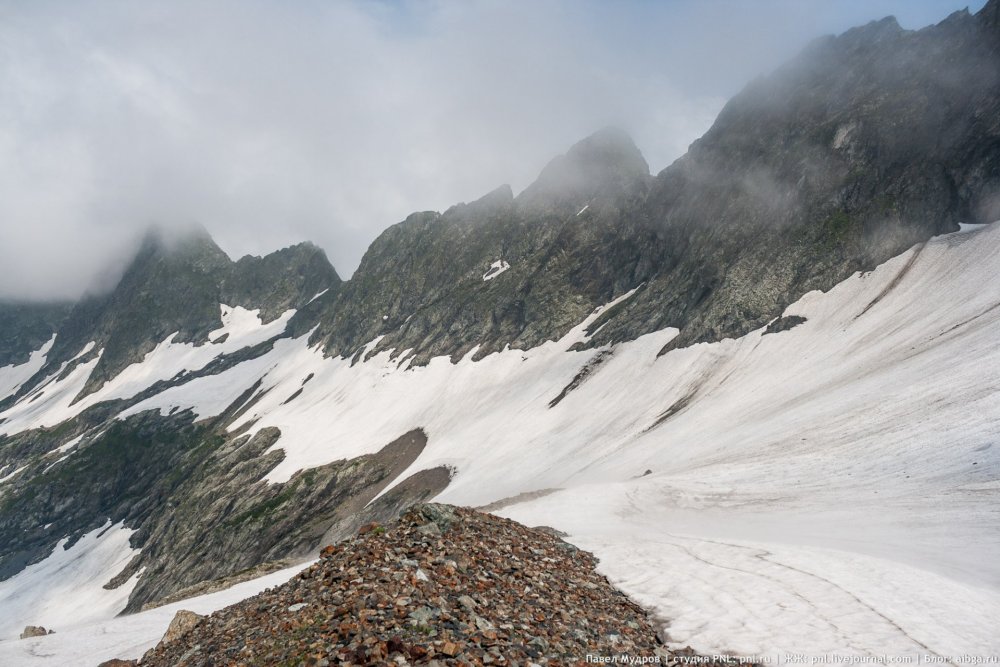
[0,0,983,300]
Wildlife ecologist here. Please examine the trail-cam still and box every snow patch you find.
[69,341,96,361]
[0,335,55,399]
[482,260,510,281]
[0,464,27,485]
[957,222,990,234]
[307,288,329,304]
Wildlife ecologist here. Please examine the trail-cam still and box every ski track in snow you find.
[1,223,1000,659]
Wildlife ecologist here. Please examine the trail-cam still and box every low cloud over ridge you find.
[0,0,983,300]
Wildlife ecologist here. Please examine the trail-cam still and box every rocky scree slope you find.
[134,505,705,666]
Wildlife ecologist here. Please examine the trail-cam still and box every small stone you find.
[528,636,549,653]
[288,602,308,612]
[457,595,477,611]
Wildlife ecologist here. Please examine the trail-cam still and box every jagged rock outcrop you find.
[0,399,448,610]
[120,428,448,612]
[18,625,50,639]
[310,128,656,365]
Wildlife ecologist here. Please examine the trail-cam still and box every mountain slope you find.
[11,230,341,405]
[1,3,999,660]
[304,4,1000,364]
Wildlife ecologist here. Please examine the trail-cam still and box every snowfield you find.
[0,305,294,437]
[0,522,139,642]
[0,223,998,663]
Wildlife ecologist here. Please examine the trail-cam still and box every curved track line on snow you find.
[856,242,926,319]
[678,534,955,663]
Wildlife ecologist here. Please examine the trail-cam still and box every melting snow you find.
[306,288,329,304]
[69,341,96,361]
[0,464,27,485]
[482,260,510,281]
[958,222,989,234]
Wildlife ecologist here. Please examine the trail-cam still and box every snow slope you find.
[0,305,294,437]
[0,522,140,642]
[1,223,999,660]
[0,562,307,666]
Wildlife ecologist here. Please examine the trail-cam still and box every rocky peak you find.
[518,126,650,209]
[11,228,341,402]
[133,505,692,665]
[227,241,341,323]
[838,15,904,50]
[130,226,231,276]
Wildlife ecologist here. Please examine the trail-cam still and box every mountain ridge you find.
[0,5,998,653]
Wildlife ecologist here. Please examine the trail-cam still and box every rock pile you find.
[135,504,704,666]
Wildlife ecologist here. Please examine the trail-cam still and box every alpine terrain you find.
[1,2,999,664]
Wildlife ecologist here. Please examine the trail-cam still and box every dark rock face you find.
[120,427,447,612]
[307,4,1000,364]
[0,302,71,367]
[311,129,655,366]
[763,315,808,336]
